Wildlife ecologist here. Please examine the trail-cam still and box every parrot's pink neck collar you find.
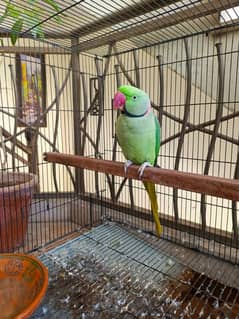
[145,103,151,116]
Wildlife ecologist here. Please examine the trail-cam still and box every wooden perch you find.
[43,152,239,202]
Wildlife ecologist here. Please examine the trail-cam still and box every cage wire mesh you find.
[0,0,239,318]
[103,34,239,263]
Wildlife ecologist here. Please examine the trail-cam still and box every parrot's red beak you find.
[113,91,126,110]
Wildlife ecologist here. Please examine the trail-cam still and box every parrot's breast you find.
[116,111,159,165]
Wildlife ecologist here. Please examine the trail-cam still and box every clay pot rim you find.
[0,172,37,195]
[0,253,48,319]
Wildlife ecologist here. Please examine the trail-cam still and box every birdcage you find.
[0,1,239,318]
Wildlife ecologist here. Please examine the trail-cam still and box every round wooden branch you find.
[200,42,225,228]
[173,38,192,221]
[43,152,239,202]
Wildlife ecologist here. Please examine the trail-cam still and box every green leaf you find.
[53,14,62,24]
[34,25,45,39]
[22,8,42,33]
[1,0,61,43]
[0,14,6,24]
[43,0,62,23]
[0,1,10,24]
[43,0,60,12]
[6,3,21,19]
[25,15,44,39]
[28,15,40,36]
[10,19,23,45]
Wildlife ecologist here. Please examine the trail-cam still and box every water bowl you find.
[0,254,48,319]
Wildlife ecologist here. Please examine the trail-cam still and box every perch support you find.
[71,37,85,194]
[43,152,239,202]
[200,42,225,229]
[173,38,192,222]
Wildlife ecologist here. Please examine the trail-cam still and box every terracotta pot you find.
[0,172,37,252]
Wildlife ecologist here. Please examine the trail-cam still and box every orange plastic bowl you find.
[0,254,48,319]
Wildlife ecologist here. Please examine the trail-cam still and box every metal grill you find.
[32,223,239,318]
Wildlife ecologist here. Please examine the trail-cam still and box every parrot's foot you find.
[138,162,152,178]
[124,160,133,175]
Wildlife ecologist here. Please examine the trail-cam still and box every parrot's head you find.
[113,85,151,117]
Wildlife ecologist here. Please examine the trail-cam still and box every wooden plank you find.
[43,152,239,201]
[75,0,239,52]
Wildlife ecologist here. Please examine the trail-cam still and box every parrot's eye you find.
[132,96,137,100]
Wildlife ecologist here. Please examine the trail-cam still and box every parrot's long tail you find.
[143,181,163,237]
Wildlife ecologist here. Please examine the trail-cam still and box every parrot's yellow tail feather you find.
[153,210,163,237]
[143,181,163,237]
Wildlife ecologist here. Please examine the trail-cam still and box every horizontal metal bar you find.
[43,152,239,201]
[0,46,71,54]
[34,191,238,249]
[70,0,179,38]
[85,194,237,249]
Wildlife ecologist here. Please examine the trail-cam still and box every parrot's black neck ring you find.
[121,107,148,118]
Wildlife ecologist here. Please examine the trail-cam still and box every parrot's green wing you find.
[154,115,161,166]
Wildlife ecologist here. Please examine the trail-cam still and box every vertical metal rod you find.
[0,126,7,169]
[112,56,135,207]
[232,149,239,241]
[110,54,126,203]
[71,39,85,193]
[80,72,88,155]
[133,50,140,88]
[103,43,114,76]
[9,64,19,171]
[51,67,60,192]
[94,56,104,197]
[173,38,192,222]
[200,42,225,229]
[157,54,164,126]
[93,45,113,197]
[111,64,121,200]
[127,50,142,208]
[27,72,41,187]
[113,45,136,86]
[90,193,93,228]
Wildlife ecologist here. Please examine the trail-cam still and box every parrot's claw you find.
[138,162,152,178]
[124,160,133,175]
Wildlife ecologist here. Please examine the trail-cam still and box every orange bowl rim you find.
[0,253,48,319]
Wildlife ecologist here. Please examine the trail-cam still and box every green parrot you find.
[113,85,163,237]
